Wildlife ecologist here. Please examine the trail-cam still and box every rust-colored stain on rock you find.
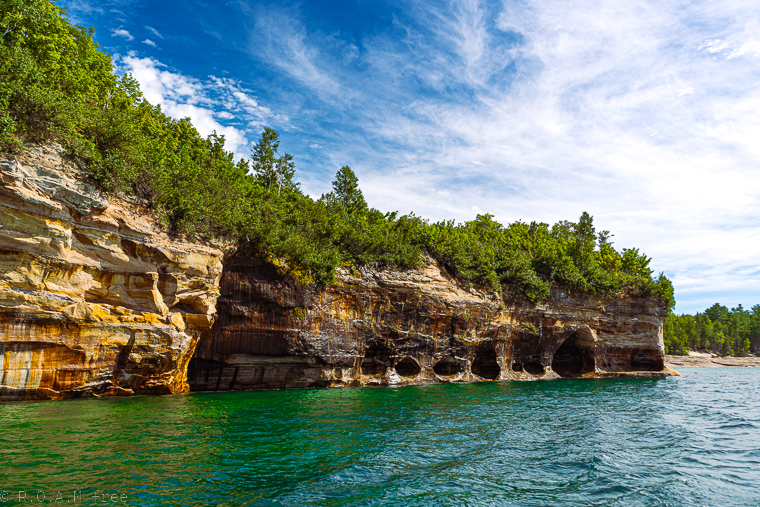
[0,144,676,402]
[0,144,226,401]
[188,253,676,392]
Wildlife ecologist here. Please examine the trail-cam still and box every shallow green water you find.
[2,368,759,506]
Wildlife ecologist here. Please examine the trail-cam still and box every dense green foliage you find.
[664,304,759,356]
[0,0,674,307]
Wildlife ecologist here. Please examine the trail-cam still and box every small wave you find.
[4,368,760,506]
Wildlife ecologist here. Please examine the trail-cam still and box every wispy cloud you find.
[145,26,163,39]
[111,28,134,41]
[237,0,760,313]
[246,5,346,102]
[59,0,105,17]
[86,0,760,313]
[142,39,157,47]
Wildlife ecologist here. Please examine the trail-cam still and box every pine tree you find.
[251,127,296,194]
[331,165,366,216]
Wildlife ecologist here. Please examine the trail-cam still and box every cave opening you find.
[511,362,523,372]
[630,350,664,371]
[552,331,594,378]
[433,357,464,376]
[472,349,501,379]
[395,357,421,377]
[362,342,392,375]
[523,361,545,375]
[361,357,386,375]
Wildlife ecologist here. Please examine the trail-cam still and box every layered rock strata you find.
[188,253,675,392]
[1,144,675,401]
[0,145,226,400]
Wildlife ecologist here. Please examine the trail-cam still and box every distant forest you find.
[0,0,674,308]
[664,304,760,356]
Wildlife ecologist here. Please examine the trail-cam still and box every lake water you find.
[2,368,759,506]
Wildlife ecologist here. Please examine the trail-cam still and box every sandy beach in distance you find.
[665,351,760,368]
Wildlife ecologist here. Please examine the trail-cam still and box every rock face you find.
[188,253,674,392]
[666,352,760,368]
[0,144,674,401]
[0,144,226,400]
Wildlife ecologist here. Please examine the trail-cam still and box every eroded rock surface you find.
[0,144,226,400]
[666,352,760,368]
[1,144,676,401]
[189,253,676,392]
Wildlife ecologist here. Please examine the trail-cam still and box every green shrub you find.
[0,0,675,308]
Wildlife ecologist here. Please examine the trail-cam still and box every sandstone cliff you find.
[0,145,675,401]
[0,144,226,400]
[188,253,674,391]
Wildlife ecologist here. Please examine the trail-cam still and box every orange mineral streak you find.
[188,253,677,392]
[0,144,227,401]
[0,143,676,401]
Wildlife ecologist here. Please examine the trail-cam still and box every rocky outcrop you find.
[0,144,675,401]
[0,144,226,400]
[666,352,760,368]
[188,253,675,392]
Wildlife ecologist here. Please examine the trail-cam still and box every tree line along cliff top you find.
[0,0,674,309]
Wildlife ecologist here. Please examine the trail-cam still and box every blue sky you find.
[59,0,760,314]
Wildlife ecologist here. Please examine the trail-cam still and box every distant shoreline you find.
[665,351,760,368]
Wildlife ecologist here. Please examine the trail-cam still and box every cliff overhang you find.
[0,145,676,401]
[187,253,676,392]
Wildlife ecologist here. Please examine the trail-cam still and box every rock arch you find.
[630,350,664,371]
[523,361,545,375]
[433,357,465,376]
[510,329,544,376]
[361,357,386,375]
[552,329,595,378]
[472,348,501,379]
[361,342,392,375]
[394,357,421,377]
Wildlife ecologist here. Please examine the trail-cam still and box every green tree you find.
[705,303,729,323]
[251,127,295,194]
[573,211,596,258]
[329,165,367,217]
[0,0,677,307]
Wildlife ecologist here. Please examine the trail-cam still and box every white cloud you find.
[245,0,760,313]
[729,39,760,59]
[142,39,157,47]
[246,5,348,102]
[119,54,274,159]
[111,28,134,41]
[145,26,163,39]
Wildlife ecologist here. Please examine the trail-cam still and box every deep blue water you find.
[1,368,759,506]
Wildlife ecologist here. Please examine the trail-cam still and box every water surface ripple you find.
[2,368,759,506]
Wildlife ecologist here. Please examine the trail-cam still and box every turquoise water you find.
[2,368,759,506]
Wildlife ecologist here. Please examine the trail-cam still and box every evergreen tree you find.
[0,0,677,303]
[251,127,295,194]
[329,165,366,216]
[664,303,760,356]
[705,303,728,323]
